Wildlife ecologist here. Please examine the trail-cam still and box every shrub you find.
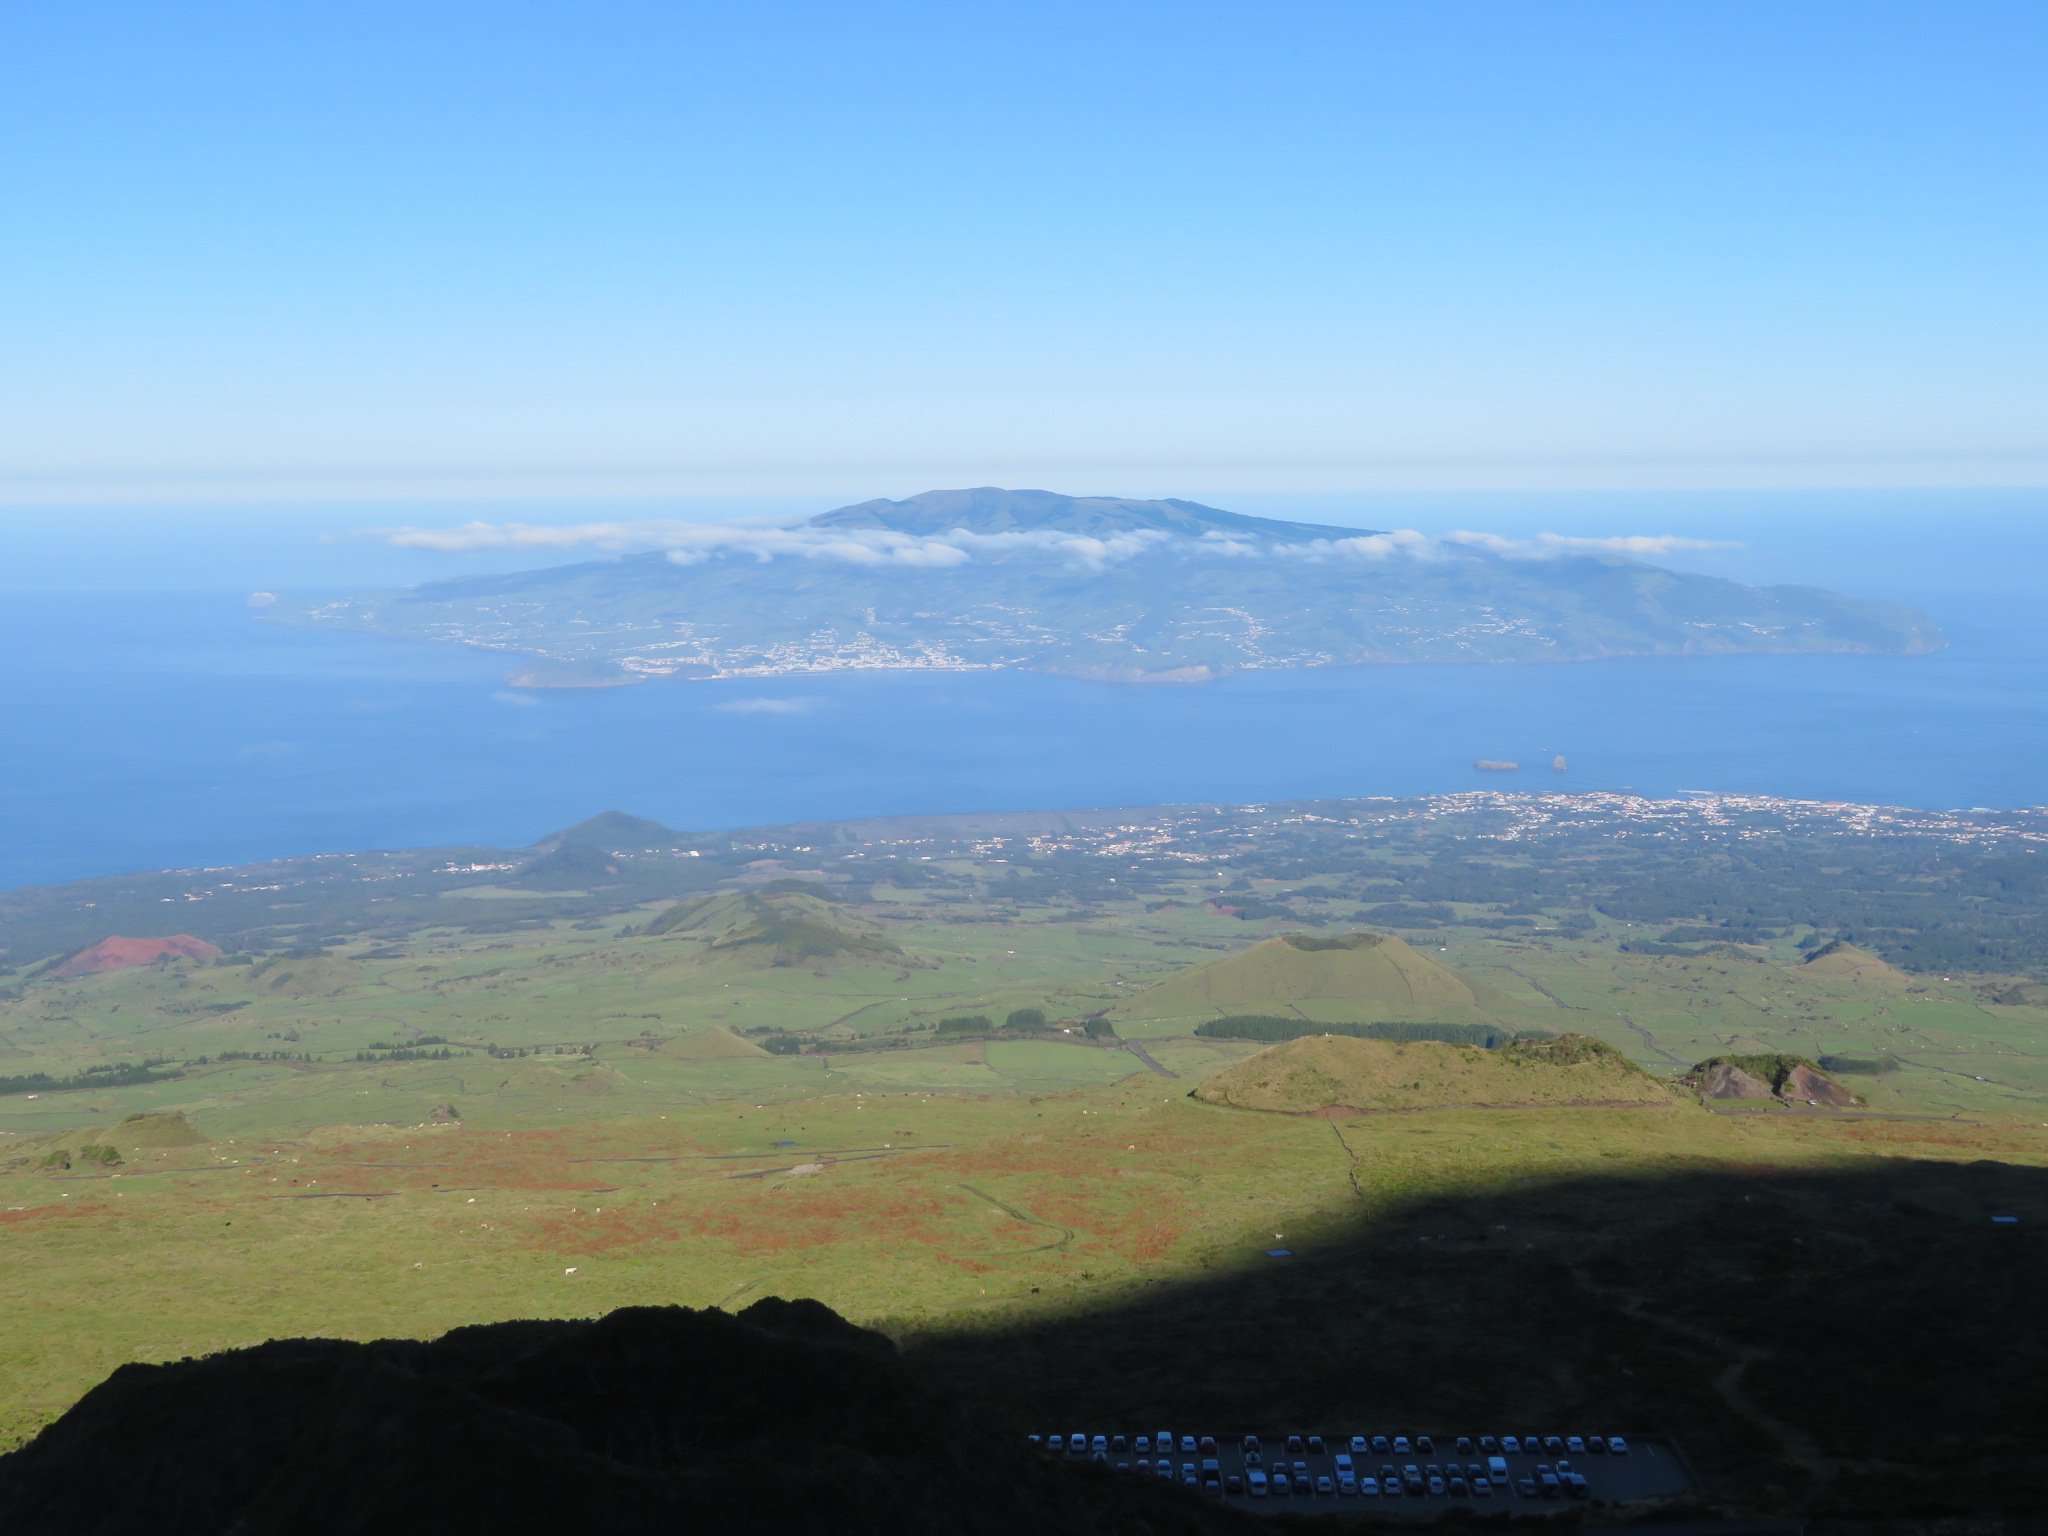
[1003,1008,1047,1030]
[936,1015,992,1034]
[761,1035,806,1055]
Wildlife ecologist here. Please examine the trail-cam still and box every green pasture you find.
[6,873,2048,1137]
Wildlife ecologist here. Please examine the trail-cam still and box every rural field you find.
[4,795,2048,1518]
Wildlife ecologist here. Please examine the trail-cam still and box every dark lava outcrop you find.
[1684,1053,1860,1108]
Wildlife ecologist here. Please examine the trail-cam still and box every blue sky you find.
[3,0,2043,503]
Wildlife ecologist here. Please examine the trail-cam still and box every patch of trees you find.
[0,1060,185,1097]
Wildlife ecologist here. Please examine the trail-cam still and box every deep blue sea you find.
[3,489,2046,889]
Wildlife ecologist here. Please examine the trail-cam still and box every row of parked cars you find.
[1029,1432,1631,1502]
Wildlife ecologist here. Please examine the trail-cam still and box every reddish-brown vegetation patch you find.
[51,935,221,976]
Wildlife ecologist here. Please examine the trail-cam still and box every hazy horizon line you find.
[3,449,2046,506]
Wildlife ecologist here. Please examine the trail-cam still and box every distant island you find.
[265,487,1943,684]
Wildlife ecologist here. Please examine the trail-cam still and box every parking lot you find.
[1033,1429,1697,1511]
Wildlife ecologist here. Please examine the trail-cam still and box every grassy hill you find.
[1112,931,1513,1024]
[1797,937,1912,986]
[1190,1033,1684,1114]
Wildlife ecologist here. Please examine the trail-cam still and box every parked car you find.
[1351,1436,1370,1454]
[1539,1473,1561,1499]
[1516,1478,1537,1498]
[1488,1455,1510,1483]
[1337,1477,1357,1497]
[1247,1471,1268,1498]
[1199,1436,1217,1456]
[1501,1437,1521,1454]
[1608,1437,1631,1456]
[1270,1474,1291,1497]
[1566,1437,1585,1455]
[1225,1474,1243,1495]
[1448,1476,1469,1496]
[1308,1436,1326,1456]
[1315,1476,1333,1496]
[1371,1436,1391,1454]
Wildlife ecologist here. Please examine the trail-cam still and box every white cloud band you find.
[359,519,1739,570]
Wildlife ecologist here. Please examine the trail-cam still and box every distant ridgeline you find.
[1193,1016,1549,1047]
[265,487,1942,683]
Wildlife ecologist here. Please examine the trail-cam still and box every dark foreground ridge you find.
[0,1299,1246,1536]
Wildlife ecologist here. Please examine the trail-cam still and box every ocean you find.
[2,490,2045,889]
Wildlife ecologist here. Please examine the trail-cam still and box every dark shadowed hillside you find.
[0,1299,1246,1536]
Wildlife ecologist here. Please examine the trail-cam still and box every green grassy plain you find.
[5,862,2048,1516]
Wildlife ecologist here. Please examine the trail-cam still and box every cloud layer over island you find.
[359,518,1738,571]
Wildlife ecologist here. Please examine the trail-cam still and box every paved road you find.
[1124,1042,1179,1078]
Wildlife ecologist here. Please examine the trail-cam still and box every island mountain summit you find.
[272,488,1942,685]
[807,486,1375,542]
